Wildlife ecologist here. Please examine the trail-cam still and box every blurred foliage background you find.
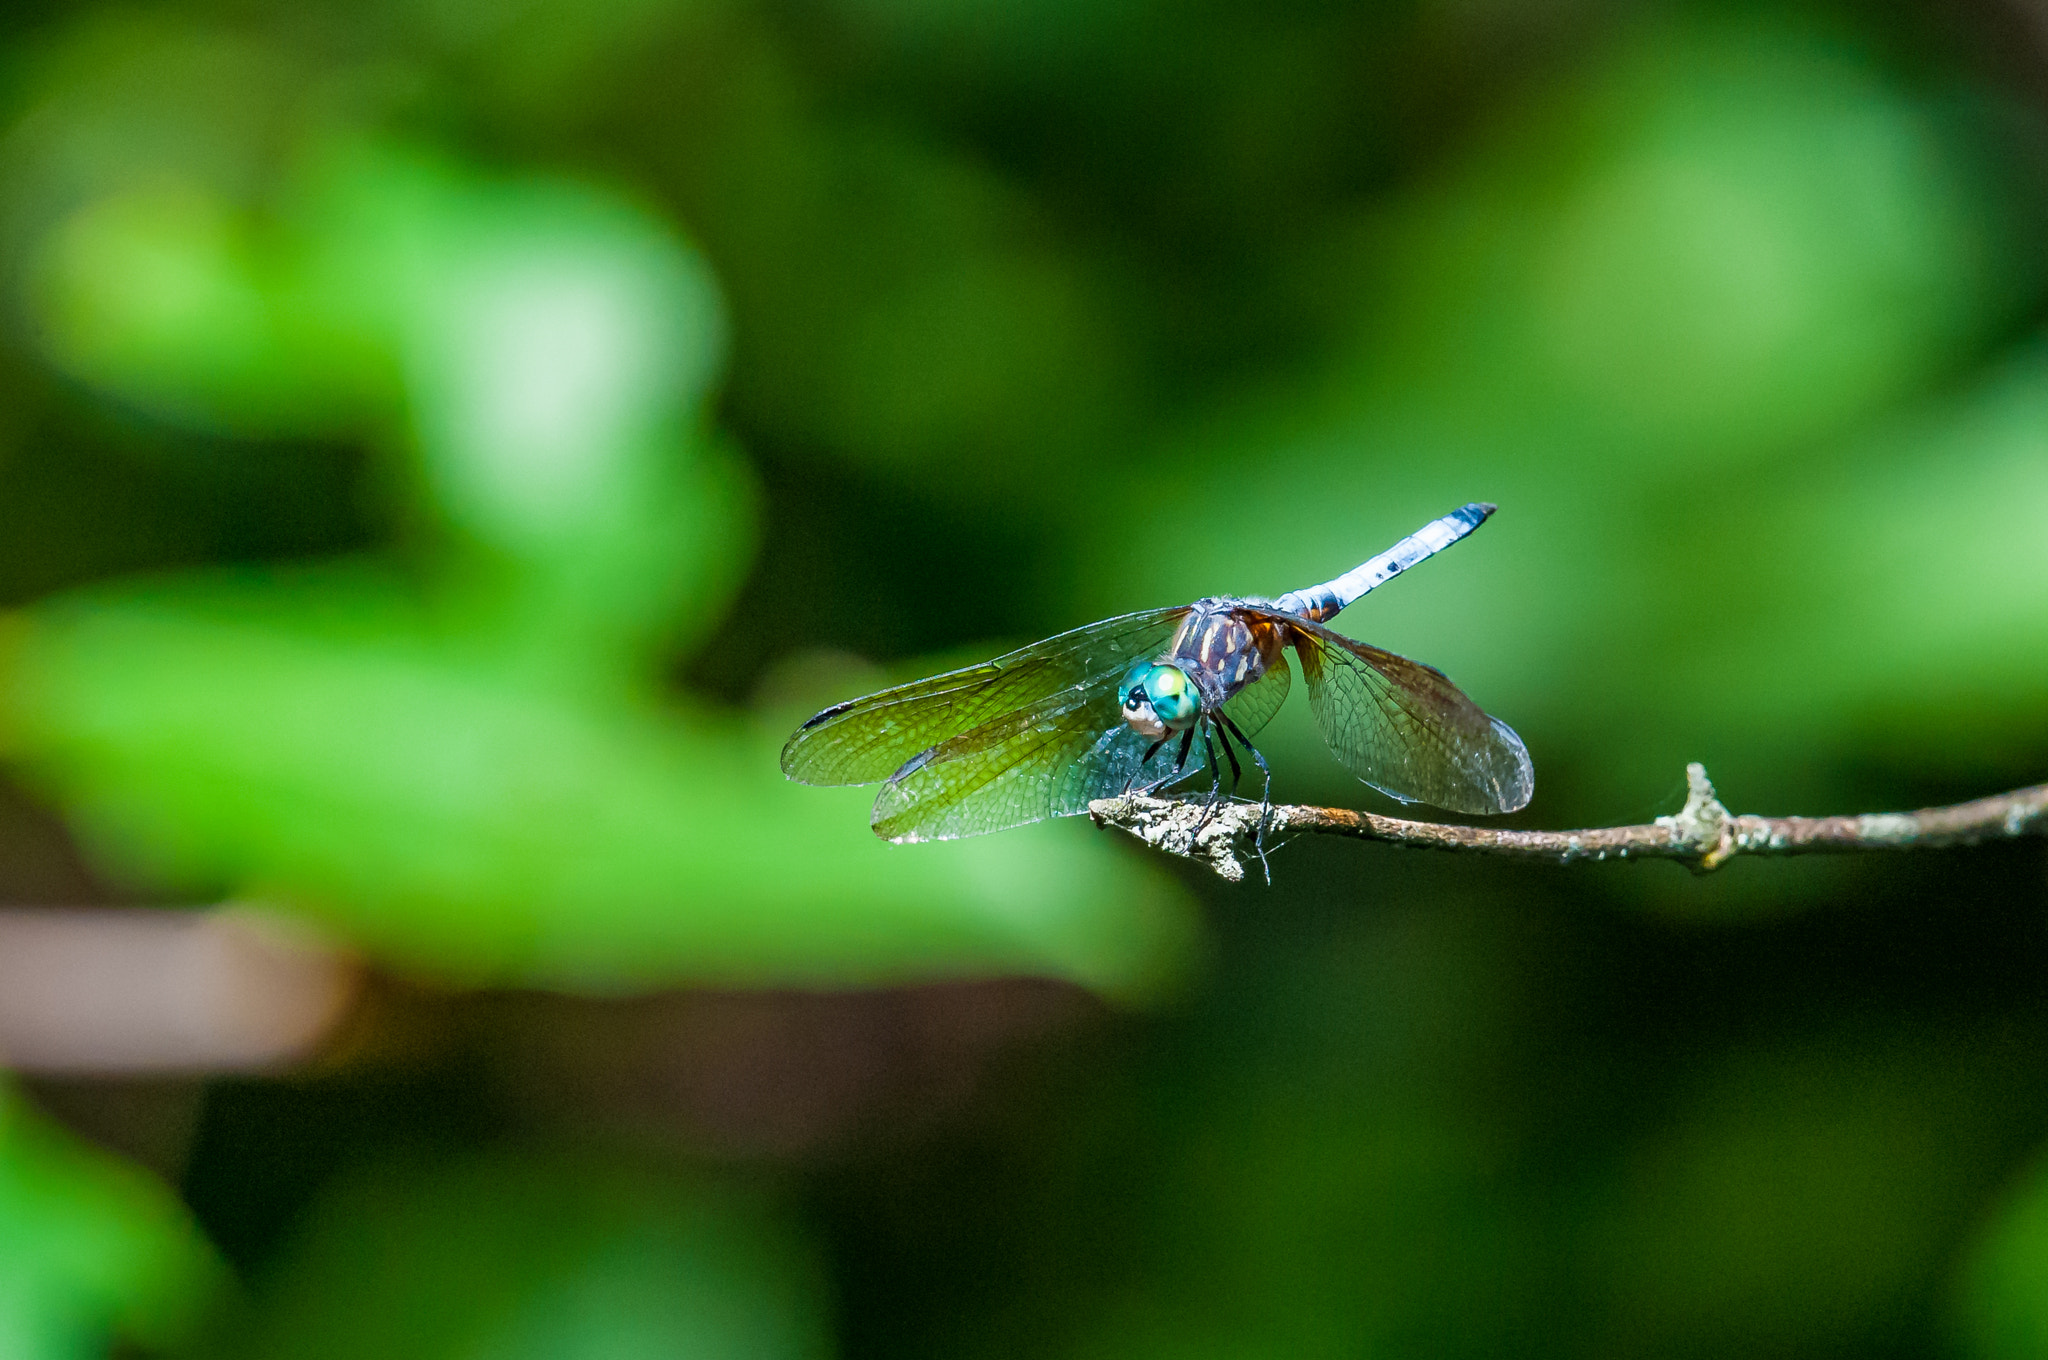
[0,0,2046,1355]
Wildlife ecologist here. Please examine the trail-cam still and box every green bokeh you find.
[229,1154,828,1360]
[1960,1151,2048,1360]
[0,1,2041,1358]
[3,108,1196,995]
[0,1086,220,1360]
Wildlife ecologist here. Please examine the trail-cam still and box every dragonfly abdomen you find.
[1275,502,1495,622]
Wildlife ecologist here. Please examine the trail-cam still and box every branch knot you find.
[1655,762,1737,871]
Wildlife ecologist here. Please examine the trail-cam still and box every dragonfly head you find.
[1119,660,1200,738]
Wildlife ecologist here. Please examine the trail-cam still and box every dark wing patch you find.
[780,608,1189,787]
[1238,608,1532,815]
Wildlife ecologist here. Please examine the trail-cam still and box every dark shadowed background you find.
[3,0,2048,1356]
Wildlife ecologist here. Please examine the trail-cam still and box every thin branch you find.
[1088,763,2048,884]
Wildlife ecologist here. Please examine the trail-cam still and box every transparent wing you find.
[1239,608,1532,815]
[781,608,1190,786]
[1220,646,1291,740]
[871,687,1212,843]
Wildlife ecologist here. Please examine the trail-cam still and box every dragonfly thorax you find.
[1168,601,1274,700]
[1119,660,1200,739]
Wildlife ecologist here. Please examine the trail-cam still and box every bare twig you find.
[1088,763,2048,883]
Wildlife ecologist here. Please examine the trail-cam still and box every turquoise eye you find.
[1142,663,1199,725]
[1120,660,1200,730]
[1119,660,1154,709]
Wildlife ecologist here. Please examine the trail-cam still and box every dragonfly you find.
[782,503,1533,844]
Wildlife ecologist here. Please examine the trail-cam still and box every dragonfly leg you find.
[1202,718,1249,833]
[1173,726,1195,774]
[1121,736,1169,796]
[1213,718,1244,790]
[1195,724,1226,831]
[1216,711,1274,884]
[1215,712,1261,793]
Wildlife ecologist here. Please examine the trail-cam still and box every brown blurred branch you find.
[1088,763,2048,883]
[0,907,359,1074]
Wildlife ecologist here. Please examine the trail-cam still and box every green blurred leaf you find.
[236,1153,828,1360]
[29,137,740,666]
[30,181,372,434]
[1958,1148,2048,1360]
[681,106,1139,491]
[0,1086,221,1360]
[1578,1028,2001,1357]
[7,103,1197,995]
[0,570,1197,995]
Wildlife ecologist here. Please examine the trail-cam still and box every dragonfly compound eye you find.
[1118,660,1154,711]
[1118,661,1165,738]
[1142,663,1199,728]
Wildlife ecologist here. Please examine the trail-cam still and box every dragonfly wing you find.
[781,607,1190,786]
[1220,646,1291,740]
[1242,609,1532,815]
[870,688,1212,842]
